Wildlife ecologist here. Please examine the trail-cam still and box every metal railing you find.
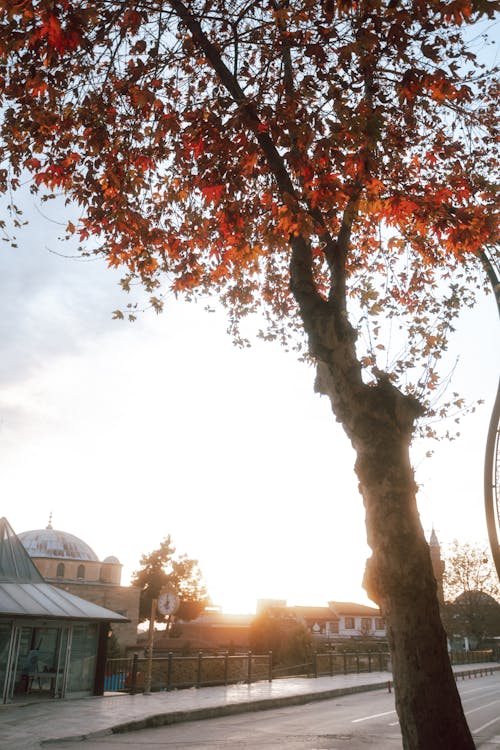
[104,649,494,693]
[105,651,272,693]
[449,650,493,666]
[313,650,391,677]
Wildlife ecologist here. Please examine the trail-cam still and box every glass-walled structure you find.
[0,620,102,702]
[0,518,127,703]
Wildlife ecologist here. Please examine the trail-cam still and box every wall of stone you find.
[30,557,122,585]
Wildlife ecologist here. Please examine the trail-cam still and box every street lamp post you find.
[482,248,500,580]
[143,588,180,695]
[143,598,157,696]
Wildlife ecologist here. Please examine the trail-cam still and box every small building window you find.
[375,618,385,630]
[344,617,355,629]
[361,617,372,633]
[56,563,65,578]
[77,564,85,580]
[328,621,339,634]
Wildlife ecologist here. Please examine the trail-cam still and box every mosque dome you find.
[102,555,120,565]
[18,523,99,562]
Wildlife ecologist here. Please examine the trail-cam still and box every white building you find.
[328,602,386,638]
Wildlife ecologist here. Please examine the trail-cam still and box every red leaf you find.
[201,185,225,204]
[43,14,65,53]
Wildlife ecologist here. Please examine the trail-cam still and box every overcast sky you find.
[1,188,498,613]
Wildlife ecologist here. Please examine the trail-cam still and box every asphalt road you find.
[48,673,500,749]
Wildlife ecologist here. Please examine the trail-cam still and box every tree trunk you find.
[282,67,475,745]
[316,361,475,749]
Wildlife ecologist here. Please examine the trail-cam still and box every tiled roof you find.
[291,606,339,620]
[328,601,381,616]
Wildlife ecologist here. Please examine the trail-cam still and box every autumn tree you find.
[132,535,208,623]
[0,2,499,748]
[443,540,500,648]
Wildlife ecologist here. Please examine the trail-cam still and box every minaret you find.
[429,528,445,603]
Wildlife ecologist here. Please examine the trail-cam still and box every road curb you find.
[108,680,389,736]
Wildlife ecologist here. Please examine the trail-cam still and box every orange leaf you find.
[201,185,225,204]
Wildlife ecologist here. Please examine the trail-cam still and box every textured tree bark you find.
[279,22,475,739]
[315,358,475,750]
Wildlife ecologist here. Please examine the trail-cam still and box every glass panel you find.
[36,627,62,696]
[67,624,98,694]
[3,625,21,703]
[53,627,70,698]
[12,626,63,696]
[0,624,13,702]
[13,627,34,695]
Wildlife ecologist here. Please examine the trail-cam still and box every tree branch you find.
[167,0,295,195]
[166,0,327,315]
[329,190,362,316]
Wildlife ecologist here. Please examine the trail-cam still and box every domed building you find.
[19,521,122,585]
[19,517,139,650]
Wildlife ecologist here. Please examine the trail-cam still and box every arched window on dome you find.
[77,564,85,580]
[56,562,65,578]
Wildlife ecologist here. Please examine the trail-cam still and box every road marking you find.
[461,686,500,701]
[464,698,500,716]
[352,710,396,724]
[472,716,500,734]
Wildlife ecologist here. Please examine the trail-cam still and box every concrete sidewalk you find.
[0,663,497,749]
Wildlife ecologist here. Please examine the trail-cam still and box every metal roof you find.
[0,517,45,583]
[0,518,127,622]
[0,582,128,622]
[18,527,99,562]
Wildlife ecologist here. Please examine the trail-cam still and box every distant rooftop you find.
[329,601,381,616]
